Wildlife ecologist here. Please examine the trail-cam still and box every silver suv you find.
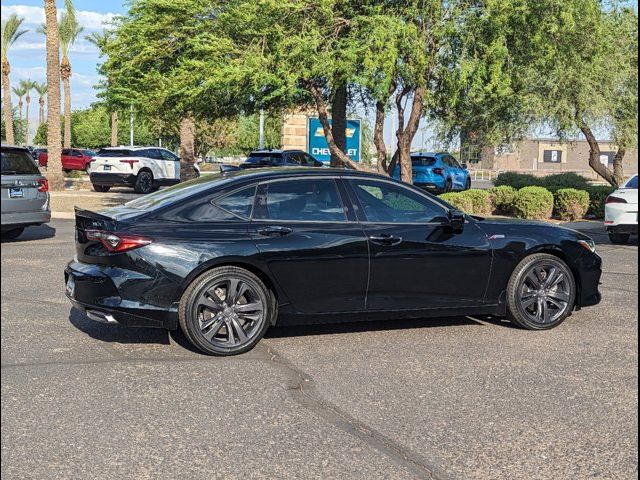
[1,145,51,239]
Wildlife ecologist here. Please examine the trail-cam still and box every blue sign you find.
[307,117,361,164]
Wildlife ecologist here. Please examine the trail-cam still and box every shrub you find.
[440,192,473,213]
[542,172,591,191]
[554,188,590,221]
[495,172,540,190]
[463,189,494,215]
[489,186,517,215]
[513,186,554,220]
[585,185,615,219]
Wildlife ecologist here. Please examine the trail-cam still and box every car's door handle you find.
[368,234,403,246]
[257,226,293,237]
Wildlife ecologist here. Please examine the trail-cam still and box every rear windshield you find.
[1,149,40,175]
[97,149,132,157]
[625,175,638,189]
[411,156,437,167]
[84,150,97,157]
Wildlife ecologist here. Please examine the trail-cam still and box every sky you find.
[1,0,125,119]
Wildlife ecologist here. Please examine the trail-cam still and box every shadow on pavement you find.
[67,307,205,354]
[1,224,56,243]
[265,314,514,339]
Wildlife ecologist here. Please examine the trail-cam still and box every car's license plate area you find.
[103,165,111,171]
[9,188,24,198]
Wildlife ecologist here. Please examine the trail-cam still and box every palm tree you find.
[34,82,47,126]
[19,78,37,146]
[1,14,28,145]
[85,31,118,146]
[12,85,27,119]
[39,10,83,149]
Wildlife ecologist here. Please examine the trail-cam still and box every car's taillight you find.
[432,167,444,176]
[85,230,151,253]
[605,195,627,204]
[37,178,49,192]
[120,159,139,169]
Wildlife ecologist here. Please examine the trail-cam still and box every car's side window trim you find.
[251,177,352,224]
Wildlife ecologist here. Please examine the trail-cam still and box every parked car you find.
[221,150,324,173]
[1,144,51,239]
[392,152,471,193]
[38,148,96,173]
[89,146,200,194]
[66,168,602,356]
[605,174,638,244]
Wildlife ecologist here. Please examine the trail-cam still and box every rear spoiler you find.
[74,207,117,230]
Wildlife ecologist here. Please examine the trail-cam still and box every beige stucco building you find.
[479,138,638,179]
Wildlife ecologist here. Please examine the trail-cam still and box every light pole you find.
[129,104,134,146]
[259,109,265,149]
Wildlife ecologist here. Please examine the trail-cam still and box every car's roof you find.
[98,146,169,151]
[219,166,385,183]
[1,144,29,151]
[249,149,304,155]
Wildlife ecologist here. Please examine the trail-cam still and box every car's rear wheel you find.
[93,185,111,193]
[609,232,630,244]
[465,177,471,190]
[1,227,25,240]
[179,266,274,356]
[506,253,576,330]
[134,171,154,194]
[445,178,453,193]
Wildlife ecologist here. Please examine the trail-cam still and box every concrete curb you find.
[51,212,76,219]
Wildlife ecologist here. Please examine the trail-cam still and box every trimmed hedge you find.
[440,192,473,213]
[554,188,590,221]
[513,186,554,220]
[494,172,540,190]
[585,185,614,219]
[489,185,517,215]
[495,171,591,191]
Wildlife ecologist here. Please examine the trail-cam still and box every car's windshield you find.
[97,149,132,157]
[411,156,437,167]
[245,153,278,164]
[1,149,40,175]
[83,150,97,157]
[624,175,638,189]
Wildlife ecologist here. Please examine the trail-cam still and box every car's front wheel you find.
[93,184,111,193]
[506,253,576,330]
[134,171,154,194]
[179,266,274,356]
[465,177,471,190]
[609,232,630,244]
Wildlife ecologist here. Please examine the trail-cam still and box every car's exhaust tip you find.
[86,310,118,324]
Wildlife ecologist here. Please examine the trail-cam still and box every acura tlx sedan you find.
[65,168,602,356]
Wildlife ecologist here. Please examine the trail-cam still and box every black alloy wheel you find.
[609,232,630,244]
[93,185,111,193]
[507,254,576,330]
[179,266,273,355]
[1,227,25,240]
[134,171,154,194]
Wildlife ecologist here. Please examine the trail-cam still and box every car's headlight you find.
[578,239,597,253]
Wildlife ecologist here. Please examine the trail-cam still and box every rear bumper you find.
[65,261,178,329]
[414,182,442,192]
[607,224,638,235]
[1,209,51,229]
[90,172,136,186]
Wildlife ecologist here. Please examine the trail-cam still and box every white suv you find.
[605,174,638,244]
[89,147,200,194]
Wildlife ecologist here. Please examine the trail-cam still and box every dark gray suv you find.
[1,145,51,239]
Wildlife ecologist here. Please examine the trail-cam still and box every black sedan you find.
[65,168,602,356]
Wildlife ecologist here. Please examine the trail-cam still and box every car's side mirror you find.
[448,210,465,234]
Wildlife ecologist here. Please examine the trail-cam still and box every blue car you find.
[392,152,471,193]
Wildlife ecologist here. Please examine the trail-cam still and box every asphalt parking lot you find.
[1,220,637,480]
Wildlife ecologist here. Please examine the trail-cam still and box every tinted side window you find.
[447,156,461,168]
[301,153,317,166]
[139,149,162,160]
[62,149,71,156]
[1,149,40,175]
[626,176,638,189]
[159,149,178,161]
[286,153,303,165]
[214,186,257,219]
[349,180,447,223]
[254,179,346,222]
[97,149,132,157]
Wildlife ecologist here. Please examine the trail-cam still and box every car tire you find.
[1,227,25,240]
[465,178,471,190]
[179,266,274,356]
[93,185,111,193]
[506,253,576,330]
[134,171,154,194]
[608,232,630,244]
[445,178,453,193]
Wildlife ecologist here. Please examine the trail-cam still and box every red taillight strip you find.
[37,178,49,192]
[85,230,151,253]
[120,159,139,169]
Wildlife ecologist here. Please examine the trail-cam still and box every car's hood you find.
[475,216,592,240]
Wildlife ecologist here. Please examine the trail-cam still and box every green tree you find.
[1,14,28,145]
